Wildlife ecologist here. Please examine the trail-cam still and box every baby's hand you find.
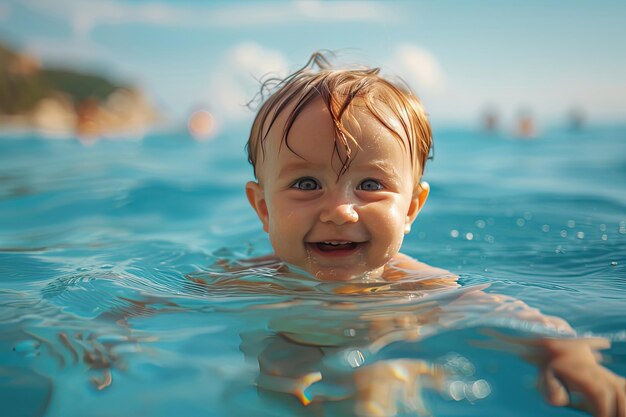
[353,359,444,417]
[538,338,625,417]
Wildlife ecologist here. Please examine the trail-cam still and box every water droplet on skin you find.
[450,230,459,238]
[542,224,550,232]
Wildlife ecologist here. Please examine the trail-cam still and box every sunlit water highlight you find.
[0,125,625,416]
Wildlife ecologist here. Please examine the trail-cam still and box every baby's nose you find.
[319,194,359,225]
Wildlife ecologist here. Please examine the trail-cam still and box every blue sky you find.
[2,0,625,128]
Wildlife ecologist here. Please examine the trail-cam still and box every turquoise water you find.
[1,125,625,416]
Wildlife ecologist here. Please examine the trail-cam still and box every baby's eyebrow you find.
[355,160,402,179]
[277,160,402,180]
[277,161,324,177]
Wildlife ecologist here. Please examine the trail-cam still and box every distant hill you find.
[0,43,124,114]
[0,43,157,138]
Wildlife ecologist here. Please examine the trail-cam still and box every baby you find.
[242,52,625,416]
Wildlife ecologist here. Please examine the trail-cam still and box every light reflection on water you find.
[0,126,625,416]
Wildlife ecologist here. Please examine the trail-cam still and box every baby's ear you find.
[246,181,270,233]
[404,181,430,234]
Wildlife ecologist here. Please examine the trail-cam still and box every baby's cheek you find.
[386,218,408,258]
[383,210,407,238]
[268,233,281,256]
[385,235,404,260]
[268,224,289,253]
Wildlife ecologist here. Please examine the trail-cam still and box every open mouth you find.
[309,241,364,255]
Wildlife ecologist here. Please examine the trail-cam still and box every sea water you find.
[0,125,624,416]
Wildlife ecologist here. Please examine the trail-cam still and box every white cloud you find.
[386,44,445,96]
[207,43,289,123]
[229,43,289,78]
[206,42,446,124]
[21,0,397,40]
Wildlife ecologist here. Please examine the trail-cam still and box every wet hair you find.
[246,51,433,182]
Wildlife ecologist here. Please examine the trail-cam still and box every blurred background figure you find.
[515,107,537,139]
[567,106,586,131]
[187,108,218,141]
[481,106,500,134]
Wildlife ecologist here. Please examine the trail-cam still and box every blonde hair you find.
[247,51,433,181]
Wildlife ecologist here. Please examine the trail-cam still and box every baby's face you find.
[246,99,427,281]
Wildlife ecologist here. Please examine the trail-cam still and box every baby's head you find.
[245,52,433,281]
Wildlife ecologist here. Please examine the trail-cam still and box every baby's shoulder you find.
[383,253,459,288]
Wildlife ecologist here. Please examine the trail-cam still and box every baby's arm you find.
[455,290,625,417]
[353,278,624,417]
[537,337,625,417]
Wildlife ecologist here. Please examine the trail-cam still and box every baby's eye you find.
[291,177,321,190]
[358,179,383,191]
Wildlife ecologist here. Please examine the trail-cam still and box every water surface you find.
[1,125,624,416]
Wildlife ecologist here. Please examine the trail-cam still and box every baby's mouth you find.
[316,241,358,251]
[308,241,364,254]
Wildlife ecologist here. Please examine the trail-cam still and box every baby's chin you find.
[305,264,386,282]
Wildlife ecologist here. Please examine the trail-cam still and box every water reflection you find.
[3,253,620,417]
[185,259,606,416]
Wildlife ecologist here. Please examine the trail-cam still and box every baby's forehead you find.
[255,98,413,178]
[265,97,409,148]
